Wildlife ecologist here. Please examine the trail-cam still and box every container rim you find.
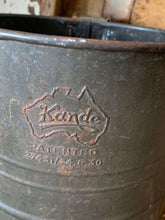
[0,14,165,52]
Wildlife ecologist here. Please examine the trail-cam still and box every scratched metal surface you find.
[0,16,165,220]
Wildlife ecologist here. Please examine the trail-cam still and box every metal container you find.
[0,15,165,220]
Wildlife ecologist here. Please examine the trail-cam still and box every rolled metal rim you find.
[0,14,165,52]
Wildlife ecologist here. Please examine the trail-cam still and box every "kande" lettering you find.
[39,104,101,130]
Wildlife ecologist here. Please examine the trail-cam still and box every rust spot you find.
[84,193,94,198]
[57,165,73,176]
[88,139,95,146]
[40,80,48,87]
[18,53,24,63]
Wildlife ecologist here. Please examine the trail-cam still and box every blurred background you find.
[0,0,165,30]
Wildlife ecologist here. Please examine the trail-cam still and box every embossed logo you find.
[23,86,109,146]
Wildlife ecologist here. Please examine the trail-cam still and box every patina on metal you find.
[0,15,165,220]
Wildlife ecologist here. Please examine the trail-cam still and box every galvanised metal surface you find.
[0,15,165,220]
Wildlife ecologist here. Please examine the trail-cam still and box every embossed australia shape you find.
[23,86,109,146]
